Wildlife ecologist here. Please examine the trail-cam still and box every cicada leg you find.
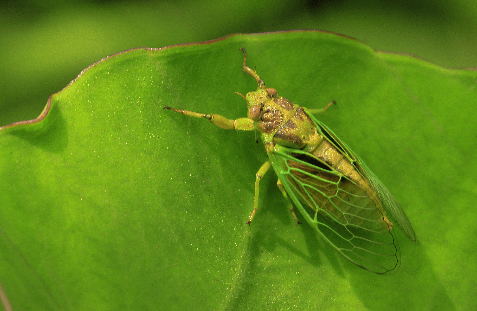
[306,101,336,114]
[277,179,301,225]
[247,161,271,225]
[163,106,255,131]
[240,48,266,89]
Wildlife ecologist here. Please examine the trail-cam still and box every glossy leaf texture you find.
[1,31,476,310]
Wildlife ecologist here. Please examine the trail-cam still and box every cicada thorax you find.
[248,89,393,233]
[247,89,319,149]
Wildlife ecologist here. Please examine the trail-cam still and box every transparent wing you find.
[269,149,400,274]
[267,111,415,273]
[314,119,416,242]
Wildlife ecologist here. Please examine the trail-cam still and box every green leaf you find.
[1,31,476,310]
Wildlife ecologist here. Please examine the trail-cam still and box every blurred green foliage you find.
[1,0,476,127]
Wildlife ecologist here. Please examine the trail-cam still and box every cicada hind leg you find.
[277,179,301,225]
[247,162,301,226]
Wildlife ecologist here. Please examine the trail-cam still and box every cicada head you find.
[245,88,278,121]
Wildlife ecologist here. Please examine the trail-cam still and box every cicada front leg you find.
[306,101,336,115]
[163,106,255,131]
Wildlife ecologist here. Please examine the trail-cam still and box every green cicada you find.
[165,48,416,274]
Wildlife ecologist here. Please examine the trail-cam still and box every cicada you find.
[165,48,416,274]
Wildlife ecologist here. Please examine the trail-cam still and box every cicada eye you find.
[248,105,261,120]
[266,88,278,97]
